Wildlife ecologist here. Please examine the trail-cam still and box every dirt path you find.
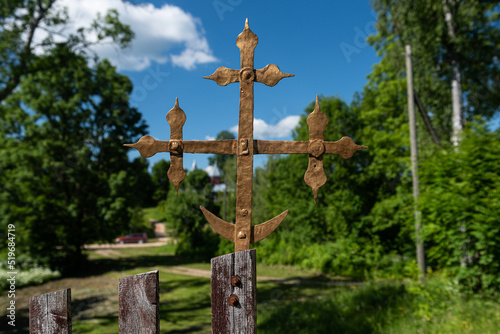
[157,266,362,286]
[85,247,361,286]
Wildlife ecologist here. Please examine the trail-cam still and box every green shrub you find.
[420,123,500,295]
[0,254,60,289]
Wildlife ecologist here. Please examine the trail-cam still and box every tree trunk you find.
[442,0,464,146]
[443,0,471,267]
[405,45,426,281]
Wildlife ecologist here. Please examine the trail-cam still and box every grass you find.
[1,244,500,333]
[142,207,165,222]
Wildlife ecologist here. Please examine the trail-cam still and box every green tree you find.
[0,1,145,273]
[162,169,220,261]
[254,97,388,277]
[368,1,500,292]
[371,0,500,144]
[208,130,237,232]
[420,123,500,294]
[0,0,133,103]
[151,159,171,204]
[207,130,236,169]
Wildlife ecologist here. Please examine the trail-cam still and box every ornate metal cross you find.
[125,20,367,252]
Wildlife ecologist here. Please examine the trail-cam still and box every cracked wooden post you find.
[29,288,72,334]
[119,270,159,333]
[211,249,257,334]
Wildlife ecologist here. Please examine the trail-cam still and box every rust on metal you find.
[228,294,239,307]
[125,19,367,252]
[305,96,329,203]
[231,275,242,287]
[166,98,186,194]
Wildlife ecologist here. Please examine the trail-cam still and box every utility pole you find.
[405,44,425,280]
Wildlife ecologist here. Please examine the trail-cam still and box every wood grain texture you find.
[29,288,72,334]
[119,270,159,334]
[211,249,256,334]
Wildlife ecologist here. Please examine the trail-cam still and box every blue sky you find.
[53,0,380,170]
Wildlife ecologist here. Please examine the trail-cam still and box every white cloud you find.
[205,135,216,141]
[230,116,301,139]
[36,0,217,71]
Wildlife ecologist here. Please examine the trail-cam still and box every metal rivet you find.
[237,231,246,239]
[308,140,325,158]
[239,68,255,83]
[170,140,183,154]
[241,209,248,216]
[239,139,249,155]
[229,294,239,307]
[231,275,242,287]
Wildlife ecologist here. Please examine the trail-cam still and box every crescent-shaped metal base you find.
[253,210,289,243]
[200,206,289,245]
[200,206,236,242]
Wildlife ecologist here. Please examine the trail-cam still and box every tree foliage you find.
[162,169,220,261]
[371,0,500,140]
[253,97,387,277]
[0,1,146,273]
[0,0,133,103]
[151,159,171,204]
[420,123,500,294]
[250,1,500,295]
[207,130,235,168]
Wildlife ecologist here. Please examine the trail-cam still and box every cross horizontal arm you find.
[204,64,294,87]
[125,135,367,159]
[255,64,294,87]
[124,135,237,158]
[186,140,237,154]
[254,140,308,154]
[203,67,239,86]
[254,137,367,159]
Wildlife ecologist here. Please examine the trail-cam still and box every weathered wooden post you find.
[125,19,367,333]
[29,288,72,333]
[119,270,160,333]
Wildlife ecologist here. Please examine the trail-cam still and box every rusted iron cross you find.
[125,20,367,252]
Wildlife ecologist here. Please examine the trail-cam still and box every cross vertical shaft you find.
[234,20,258,252]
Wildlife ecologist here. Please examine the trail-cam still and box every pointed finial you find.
[236,18,258,50]
[307,95,328,140]
[166,97,186,139]
[123,135,159,158]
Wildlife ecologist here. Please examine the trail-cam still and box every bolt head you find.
[231,275,242,287]
[239,68,255,83]
[241,209,249,216]
[228,294,239,307]
[237,231,247,239]
[170,140,183,154]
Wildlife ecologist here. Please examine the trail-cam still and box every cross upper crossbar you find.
[125,19,367,252]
